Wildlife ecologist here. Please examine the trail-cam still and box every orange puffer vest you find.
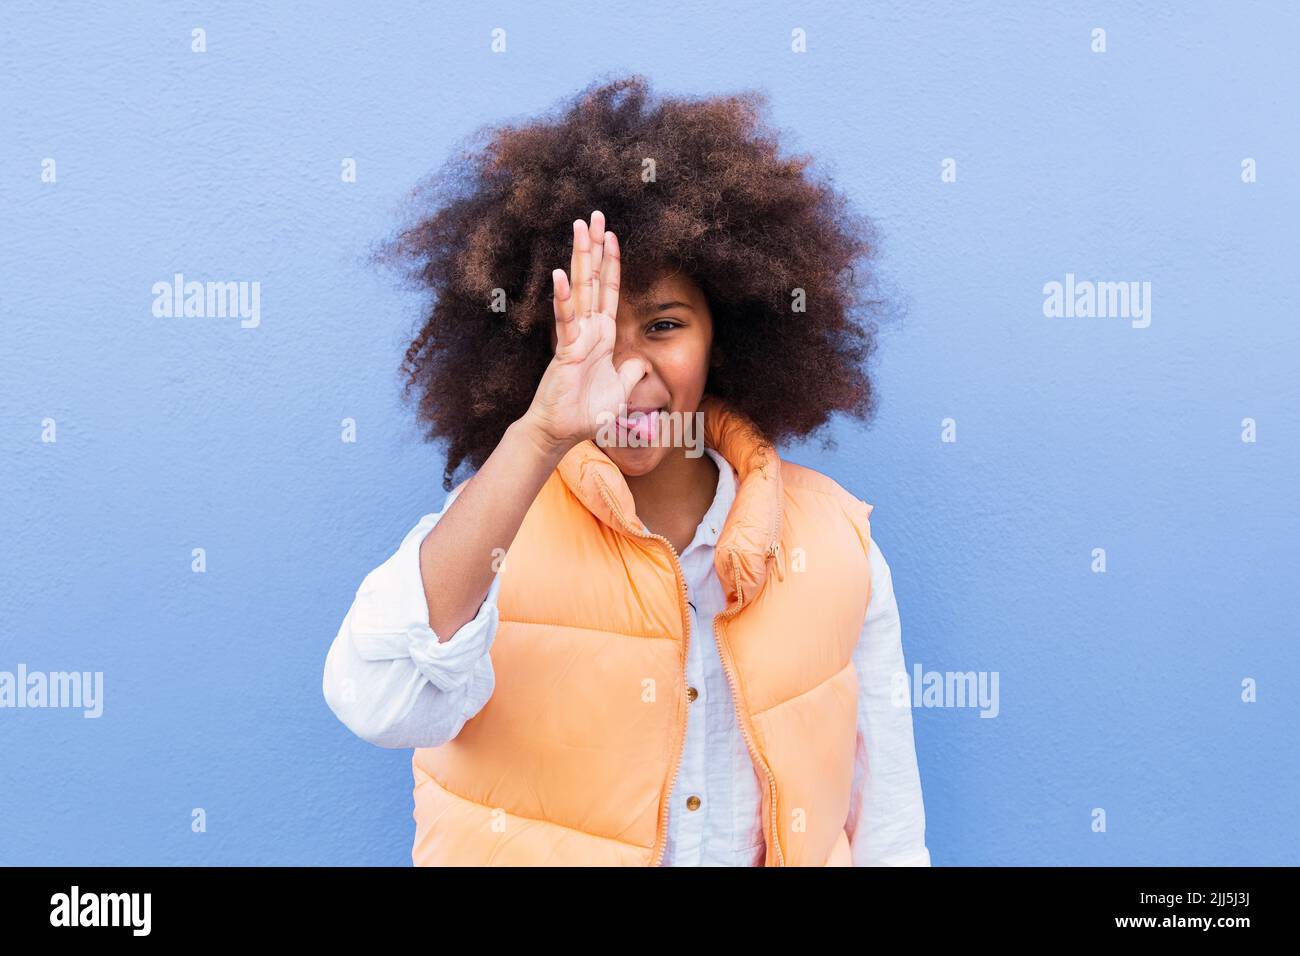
[411,394,876,866]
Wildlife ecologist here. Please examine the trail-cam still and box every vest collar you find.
[556,394,784,609]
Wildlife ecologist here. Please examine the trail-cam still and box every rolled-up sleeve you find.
[845,537,932,866]
[323,485,500,749]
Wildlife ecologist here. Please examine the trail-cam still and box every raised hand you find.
[524,210,648,451]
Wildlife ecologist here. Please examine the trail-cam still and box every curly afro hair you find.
[377,73,893,491]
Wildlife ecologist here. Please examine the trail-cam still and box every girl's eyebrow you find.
[654,300,694,311]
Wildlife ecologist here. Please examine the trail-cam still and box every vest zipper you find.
[593,476,693,867]
[714,580,785,866]
[767,541,785,581]
[595,473,788,867]
[743,472,785,862]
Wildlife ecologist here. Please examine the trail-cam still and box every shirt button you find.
[687,686,698,702]
[686,795,701,811]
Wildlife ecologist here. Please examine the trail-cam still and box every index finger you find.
[552,268,578,350]
[598,231,620,318]
[569,218,594,320]
[587,211,606,302]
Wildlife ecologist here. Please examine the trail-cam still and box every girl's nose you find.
[611,333,647,372]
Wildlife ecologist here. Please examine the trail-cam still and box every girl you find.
[323,75,930,867]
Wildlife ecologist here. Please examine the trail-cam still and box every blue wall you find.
[2,0,1296,865]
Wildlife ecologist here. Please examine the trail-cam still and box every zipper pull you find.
[767,540,785,581]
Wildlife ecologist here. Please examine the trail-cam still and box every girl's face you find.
[552,270,715,477]
[608,271,715,477]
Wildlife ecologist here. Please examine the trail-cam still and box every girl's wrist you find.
[512,413,577,466]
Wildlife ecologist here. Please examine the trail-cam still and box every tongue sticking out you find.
[621,410,658,444]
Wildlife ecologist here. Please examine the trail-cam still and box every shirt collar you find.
[560,394,783,608]
[638,445,736,554]
[694,445,736,549]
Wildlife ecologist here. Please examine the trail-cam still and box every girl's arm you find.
[417,416,571,641]
[845,539,933,866]
[323,411,569,750]
[322,483,501,748]
[417,212,642,641]
[325,211,643,748]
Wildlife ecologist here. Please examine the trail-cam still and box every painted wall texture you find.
[1,1,1296,865]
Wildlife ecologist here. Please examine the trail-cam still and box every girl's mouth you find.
[616,407,666,444]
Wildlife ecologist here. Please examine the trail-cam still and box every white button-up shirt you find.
[323,447,931,866]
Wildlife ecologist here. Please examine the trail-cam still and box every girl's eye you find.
[647,319,681,333]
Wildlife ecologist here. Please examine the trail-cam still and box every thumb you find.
[615,356,647,398]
